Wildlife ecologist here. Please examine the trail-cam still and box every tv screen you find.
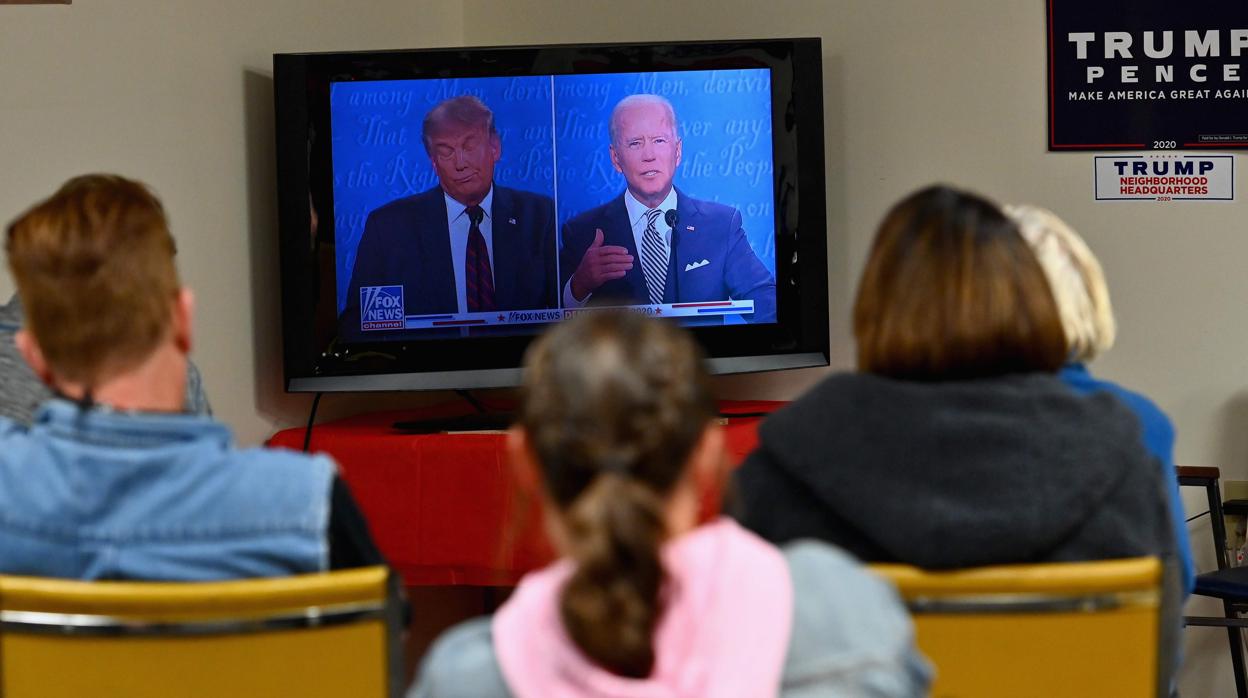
[275,38,828,392]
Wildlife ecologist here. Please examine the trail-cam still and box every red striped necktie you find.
[465,205,496,312]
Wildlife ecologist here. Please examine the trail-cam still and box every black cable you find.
[303,392,324,452]
[393,390,511,433]
[456,389,487,414]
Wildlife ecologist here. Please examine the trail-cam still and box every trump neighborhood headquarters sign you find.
[1048,1,1248,150]
[1094,155,1234,201]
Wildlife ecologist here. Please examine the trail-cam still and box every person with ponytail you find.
[411,311,929,697]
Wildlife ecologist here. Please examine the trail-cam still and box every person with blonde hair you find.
[413,310,929,697]
[1007,203,1194,595]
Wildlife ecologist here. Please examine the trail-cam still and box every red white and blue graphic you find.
[393,300,756,331]
[1094,154,1234,201]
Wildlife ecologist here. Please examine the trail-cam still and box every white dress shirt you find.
[562,187,678,308]
[445,187,496,315]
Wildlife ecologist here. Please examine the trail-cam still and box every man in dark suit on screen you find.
[561,94,776,323]
[340,95,557,340]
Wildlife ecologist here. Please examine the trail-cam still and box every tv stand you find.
[392,390,514,434]
[391,412,514,434]
[268,399,785,585]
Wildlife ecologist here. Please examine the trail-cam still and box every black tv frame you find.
[274,37,829,393]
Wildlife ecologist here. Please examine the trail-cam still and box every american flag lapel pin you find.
[686,225,695,231]
[509,217,517,225]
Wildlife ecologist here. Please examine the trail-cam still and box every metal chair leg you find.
[1226,601,1248,698]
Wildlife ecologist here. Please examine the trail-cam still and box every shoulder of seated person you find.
[0,414,25,438]
[783,540,913,645]
[412,617,506,698]
[782,541,931,696]
[1094,378,1173,430]
[784,540,882,588]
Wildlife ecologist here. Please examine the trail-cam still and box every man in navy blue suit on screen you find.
[340,95,557,341]
[561,94,776,323]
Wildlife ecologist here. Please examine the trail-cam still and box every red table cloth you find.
[268,400,784,586]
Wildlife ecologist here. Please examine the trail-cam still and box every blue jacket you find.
[560,189,777,323]
[0,401,335,581]
[1060,363,1195,595]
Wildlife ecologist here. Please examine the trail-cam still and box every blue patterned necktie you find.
[640,208,667,305]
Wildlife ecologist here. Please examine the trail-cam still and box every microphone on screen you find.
[663,208,683,252]
[665,209,680,303]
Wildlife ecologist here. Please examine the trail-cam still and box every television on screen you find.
[274,38,829,392]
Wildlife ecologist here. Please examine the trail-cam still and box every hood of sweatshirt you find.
[749,372,1154,569]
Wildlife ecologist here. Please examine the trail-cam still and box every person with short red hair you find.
[0,174,380,580]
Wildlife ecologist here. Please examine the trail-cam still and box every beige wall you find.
[0,0,466,442]
[460,0,1248,474]
[1,1,1243,692]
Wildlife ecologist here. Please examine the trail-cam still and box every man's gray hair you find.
[609,94,679,144]
[422,95,498,155]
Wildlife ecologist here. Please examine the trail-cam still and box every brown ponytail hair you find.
[518,311,717,678]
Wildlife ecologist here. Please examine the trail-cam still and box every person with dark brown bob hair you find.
[412,311,930,697]
[852,185,1067,380]
[735,185,1179,678]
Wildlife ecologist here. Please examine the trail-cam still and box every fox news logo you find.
[360,285,405,331]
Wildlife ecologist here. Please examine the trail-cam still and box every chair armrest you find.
[1177,465,1220,484]
[1223,500,1248,517]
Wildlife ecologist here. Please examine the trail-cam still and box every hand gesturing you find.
[570,228,634,301]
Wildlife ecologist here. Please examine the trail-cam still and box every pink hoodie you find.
[493,518,794,698]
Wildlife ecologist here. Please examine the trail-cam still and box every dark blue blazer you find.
[340,185,557,341]
[560,189,776,323]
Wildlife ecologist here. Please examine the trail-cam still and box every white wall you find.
[1,1,1244,692]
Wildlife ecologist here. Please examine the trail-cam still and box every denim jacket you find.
[0,400,334,580]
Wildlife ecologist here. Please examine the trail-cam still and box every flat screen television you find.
[274,37,828,392]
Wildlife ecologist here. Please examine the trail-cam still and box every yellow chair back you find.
[872,557,1161,698]
[0,566,401,698]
